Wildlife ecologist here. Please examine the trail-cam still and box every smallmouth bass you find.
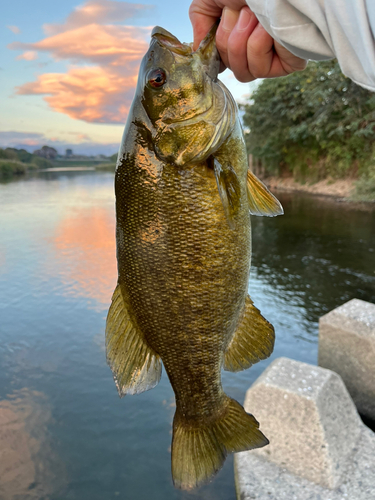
[106,24,283,490]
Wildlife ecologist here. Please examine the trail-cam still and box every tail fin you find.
[171,396,268,490]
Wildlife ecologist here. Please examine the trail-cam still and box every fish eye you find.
[147,68,167,88]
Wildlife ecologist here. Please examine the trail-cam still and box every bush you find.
[0,159,27,178]
[0,148,18,160]
[353,170,375,201]
[0,147,35,163]
[13,148,33,163]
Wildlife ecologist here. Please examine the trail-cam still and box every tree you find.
[33,145,58,160]
[242,60,375,180]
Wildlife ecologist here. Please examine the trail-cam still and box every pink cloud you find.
[23,139,42,146]
[43,0,153,35]
[9,1,153,124]
[7,25,20,34]
[17,51,38,61]
[11,24,149,68]
[17,65,137,123]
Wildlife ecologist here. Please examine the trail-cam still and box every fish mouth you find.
[151,23,219,56]
[151,23,220,79]
[151,27,193,56]
[150,23,221,127]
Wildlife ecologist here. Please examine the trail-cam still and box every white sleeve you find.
[246,0,375,91]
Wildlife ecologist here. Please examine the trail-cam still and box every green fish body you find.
[106,25,283,490]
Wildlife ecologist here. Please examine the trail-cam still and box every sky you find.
[1,0,254,156]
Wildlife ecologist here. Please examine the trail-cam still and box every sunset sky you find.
[1,0,253,156]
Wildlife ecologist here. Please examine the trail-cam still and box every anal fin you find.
[106,284,162,396]
[224,296,275,372]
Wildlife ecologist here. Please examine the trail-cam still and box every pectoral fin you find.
[106,284,162,396]
[224,296,275,372]
[247,169,284,217]
[212,157,241,229]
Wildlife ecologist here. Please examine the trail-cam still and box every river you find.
[0,171,374,500]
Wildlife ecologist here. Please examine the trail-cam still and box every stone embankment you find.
[235,299,375,500]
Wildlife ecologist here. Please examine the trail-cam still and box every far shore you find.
[263,176,375,211]
[41,167,96,172]
[265,176,354,200]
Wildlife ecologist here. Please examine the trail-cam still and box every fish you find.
[105,24,283,490]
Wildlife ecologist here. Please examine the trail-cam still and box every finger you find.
[189,0,222,50]
[247,24,306,78]
[246,22,276,78]
[226,7,259,82]
[274,41,307,74]
[216,7,240,70]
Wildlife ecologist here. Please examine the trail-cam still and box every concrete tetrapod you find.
[319,298,375,420]
[235,357,375,500]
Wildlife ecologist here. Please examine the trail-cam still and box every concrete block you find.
[318,298,375,420]
[241,358,362,489]
[235,358,375,500]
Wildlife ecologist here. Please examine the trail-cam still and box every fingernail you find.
[222,7,238,32]
[237,7,252,31]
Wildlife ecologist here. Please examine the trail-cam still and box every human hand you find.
[189,0,307,82]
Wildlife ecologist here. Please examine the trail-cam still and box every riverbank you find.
[264,176,355,200]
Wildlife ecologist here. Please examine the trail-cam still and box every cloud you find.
[9,1,153,124]
[7,25,20,34]
[17,51,38,61]
[0,131,46,147]
[17,66,138,123]
[0,389,66,499]
[43,0,153,35]
[11,24,150,68]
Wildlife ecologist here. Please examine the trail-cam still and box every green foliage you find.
[0,159,27,178]
[353,171,375,201]
[31,155,53,169]
[0,148,17,160]
[0,147,53,179]
[0,148,34,163]
[110,153,118,163]
[242,60,375,179]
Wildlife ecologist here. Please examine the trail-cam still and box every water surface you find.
[0,172,374,499]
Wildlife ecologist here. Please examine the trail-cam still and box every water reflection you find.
[0,388,65,499]
[52,206,116,307]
